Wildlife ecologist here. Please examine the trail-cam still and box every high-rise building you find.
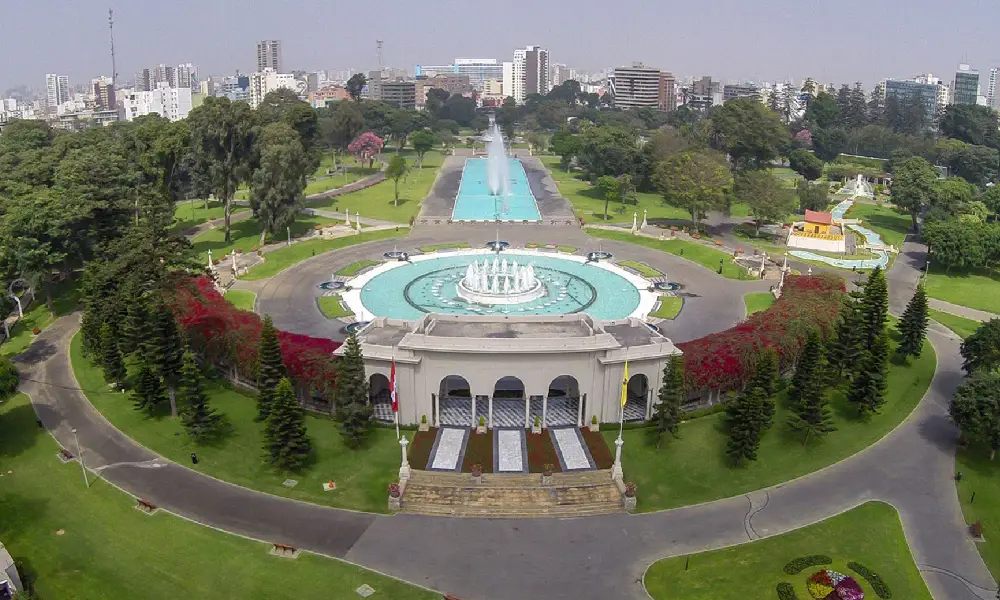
[987,68,998,109]
[91,76,116,110]
[551,63,575,87]
[722,83,760,102]
[256,40,283,72]
[883,79,939,125]
[381,81,416,109]
[249,69,299,108]
[121,82,192,122]
[610,63,667,110]
[134,69,152,92]
[415,59,504,90]
[511,45,550,103]
[45,74,70,109]
[502,62,514,99]
[177,63,198,88]
[153,64,176,88]
[953,64,980,106]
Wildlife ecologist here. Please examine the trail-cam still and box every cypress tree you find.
[750,347,779,427]
[787,334,836,444]
[335,334,372,448]
[134,361,167,415]
[264,377,312,470]
[120,284,151,357]
[860,267,889,351]
[826,291,864,381]
[178,350,222,443]
[98,322,127,386]
[725,385,768,466]
[896,285,929,360]
[256,315,287,422]
[146,304,185,416]
[848,332,890,419]
[789,331,823,411]
[651,354,685,449]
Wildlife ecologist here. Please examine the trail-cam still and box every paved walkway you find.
[929,298,998,322]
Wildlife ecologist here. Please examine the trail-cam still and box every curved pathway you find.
[14,226,996,599]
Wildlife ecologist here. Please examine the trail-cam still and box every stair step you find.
[401,502,622,518]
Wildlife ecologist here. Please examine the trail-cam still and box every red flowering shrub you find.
[169,276,340,394]
[677,274,845,391]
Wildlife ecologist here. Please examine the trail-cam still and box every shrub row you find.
[0,356,19,401]
[783,555,833,575]
[776,582,799,600]
[847,561,891,599]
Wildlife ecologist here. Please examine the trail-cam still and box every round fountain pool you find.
[342,250,656,321]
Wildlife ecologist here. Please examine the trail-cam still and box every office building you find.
[684,76,721,110]
[418,73,472,95]
[415,59,504,90]
[381,81,416,109]
[45,74,70,109]
[249,69,299,108]
[121,83,192,122]
[551,63,575,87]
[91,76,116,110]
[953,64,980,106]
[219,75,250,102]
[723,83,760,102]
[610,63,671,110]
[511,45,550,103]
[913,73,951,109]
[256,40,283,72]
[883,79,939,125]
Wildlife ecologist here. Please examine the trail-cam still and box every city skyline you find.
[5,0,1000,92]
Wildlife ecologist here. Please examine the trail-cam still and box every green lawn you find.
[1,282,80,357]
[957,443,1000,579]
[650,297,682,319]
[611,330,935,512]
[308,151,444,223]
[928,309,981,339]
[304,155,379,196]
[418,242,469,253]
[587,228,752,280]
[69,335,399,513]
[317,296,353,319]
[644,502,931,600]
[557,245,577,253]
[925,266,1000,315]
[241,229,406,281]
[171,199,251,233]
[0,394,436,600]
[224,289,256,312]
[846,202,911,248]
[618,260,663,278]
[744,292,776,316]
[539,156,690,224]
[335,260,380,277]
[191,214,340,263]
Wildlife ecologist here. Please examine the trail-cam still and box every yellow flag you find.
[620,359,629,407]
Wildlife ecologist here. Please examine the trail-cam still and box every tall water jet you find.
[485,114,511,198]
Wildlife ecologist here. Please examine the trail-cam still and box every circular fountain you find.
[455,256,546,306]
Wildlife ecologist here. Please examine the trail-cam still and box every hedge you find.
[776,582,799,600]
[0,356,19,401]
[847,561,891,599]
[783,555,833,575]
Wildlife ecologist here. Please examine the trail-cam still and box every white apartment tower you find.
[511,45,550,103]
[121,82,193,122]
[45,74,70,109]
[256,40,283,72]
[987,68,998,109]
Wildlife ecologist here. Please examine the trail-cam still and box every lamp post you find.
[398,435,411,481]
[72,428,89,488]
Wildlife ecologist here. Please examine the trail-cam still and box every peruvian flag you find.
[390,359,398,414]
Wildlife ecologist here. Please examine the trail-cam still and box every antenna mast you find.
[376,39,383,72]
[109,8,117,87]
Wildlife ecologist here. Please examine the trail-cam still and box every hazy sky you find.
[3,0,1000,92]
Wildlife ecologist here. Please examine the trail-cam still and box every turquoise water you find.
[789,199,890,269]
[452,158,541,221]
[359,254,640,320]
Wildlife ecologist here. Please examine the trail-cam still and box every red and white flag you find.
[390,359,398,414]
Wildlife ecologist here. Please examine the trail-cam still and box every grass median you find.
[744,292,776,316]
[928,309,980,339]
[224,289,256,312]
[587,228,752,280]
[241,229,406,281]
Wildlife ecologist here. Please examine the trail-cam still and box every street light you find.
[71,428,89,488]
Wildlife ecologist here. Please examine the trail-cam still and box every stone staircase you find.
[400,469,623,518]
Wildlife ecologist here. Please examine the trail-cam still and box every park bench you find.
[270,542,299,558]
[134,499,158,514]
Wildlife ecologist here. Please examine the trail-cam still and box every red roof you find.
[804,210,833,225]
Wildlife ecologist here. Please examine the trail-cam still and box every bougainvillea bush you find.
[677,274,845,392]
[170,276,340,395]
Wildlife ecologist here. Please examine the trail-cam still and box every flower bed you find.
[170,276,340,394]
[526,430,562,473]
[407,428,437,470]
[847,563,890,599]
[807,569,863,600]
[580,427,615,469]
[677,274,844,391]
[461,429,494,473]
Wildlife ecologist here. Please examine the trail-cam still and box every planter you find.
[476,424,486,434]
[418,421,429,432]
[388,496,401,511]
[471,474,482,484]
[624,495,637,512]
[531,424,541,434]
[588,421,600,433]
[541,474,553,485]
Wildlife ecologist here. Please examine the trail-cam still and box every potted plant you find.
[541,463,554,485]
[589,415,599,432]
[623,482,637,512]
[470,463,483,483]
[419,414,429,432]
[531,415,542,434]
[387,482,402,511]
[476,414,486,434]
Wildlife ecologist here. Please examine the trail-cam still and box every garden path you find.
[928,298,998,322]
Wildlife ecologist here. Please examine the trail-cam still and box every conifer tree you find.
[750,347,779,427]
[256,315,287,422]
[120,284,152,357]
[787,333,836,444]
[848,332,890,419]
[134,361,167,415]
[146,304,185,416]
[789,331,823,411]
[652,354,685,449]
[896,285,929,360]
[178,350,222,443]
[860,267,889,351]
[335,334,372,447]
[99,321,127,386]
[80,307,104,358]
[264,377,312,470]
[826,290,864,381]
[725,385,768,466]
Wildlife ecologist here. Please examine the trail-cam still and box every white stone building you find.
[121,83,193,122]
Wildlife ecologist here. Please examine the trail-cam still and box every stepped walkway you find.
[401,469,623,518]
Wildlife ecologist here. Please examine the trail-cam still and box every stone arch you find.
[493,376,526,399]
[490,376,527,428]
[542,375,581,427]
[624,373,650,422]
[369,373,392,423]
[439,375,473,427]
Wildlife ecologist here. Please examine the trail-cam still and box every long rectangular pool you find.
[451,158,541,221]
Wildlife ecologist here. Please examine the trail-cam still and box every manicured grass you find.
[241,229,406,281]
[335,260,380,277]
[1,282,80,357]
[308,151,444,223]
[224,289,256,311]
[650,297,682,319]
[610,329,935,512]
[557,245,577,253]
[956,443,1000,579]
[744,292,776,316]
[418,242,469,253]
[644,502,931,600]
[540,156,690,224]
[172,199,230,231]
[728,202,752,218]
[304,157,379,196]
[587,228,752,280]
[191,214,340,263]
[928,309,981,339]
[69,335,399,513]
[618,260,662,278]
[317,296,353,319]
[925,266,1000,315]
[845,202,911,249]
[0,395,437,600]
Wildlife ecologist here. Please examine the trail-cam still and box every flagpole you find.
[392,346,400,441]
[618,346,627,443]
